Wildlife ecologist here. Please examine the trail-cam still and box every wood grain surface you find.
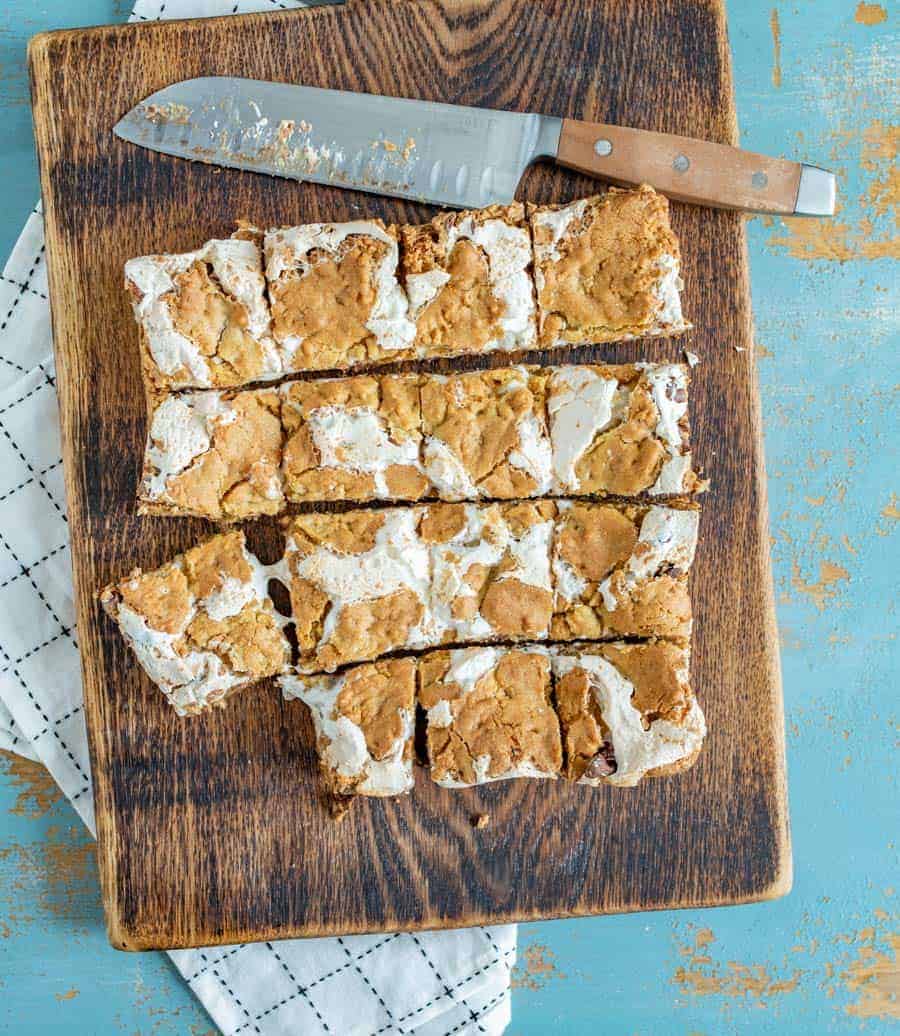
[28,0,790,951]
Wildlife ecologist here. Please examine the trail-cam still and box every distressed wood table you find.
[1,1,897,1032]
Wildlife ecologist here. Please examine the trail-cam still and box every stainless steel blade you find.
[113,77,563,209]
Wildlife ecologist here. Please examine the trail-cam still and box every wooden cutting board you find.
[28,0,790,951]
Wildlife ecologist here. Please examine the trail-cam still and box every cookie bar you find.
[418,646,562,787]
[547,363,698,496]
[551,641,705,786]
[280,373,428,502]
[419,367,552,500]
[283,499,696,670]
[125,191,692,391]
[284,508,430,673]
[283,502,557,672]
[264,220,416,371]
[530,186,688,347]
[280,657,416,798]
[425,501,555,644]
[99,531,290,715]
[137,387,284,520]
[400,203,536,357]
[125,226,281,396]
[136,363,698,517]
[551,502,698,640]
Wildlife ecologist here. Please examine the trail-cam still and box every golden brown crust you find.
[281,374,427,503]
[554,666,612,782]
[479,578,553,639]
[428,501,556,646]
[383,464,430,499]
[286,509,426,669]
[574,383,667,495]
[551,641,701,785]
[336,657,416,761]
[268,223,416,370]
[417,503,468,544]
[272,234,385,366]
[315,589,425,673]
[420,368,549,497]
[115,563,192,636]
[401,203,527,356]
[551,503,694,640]
[556,501,639,582]
[600,641,692,727]
[139,360,696,520]
[284,510,387,558]
[294,656,417,800]
[550,581,692,639]
[282,373,382,417]
[500,499,557,536]
[545,363,698,498]
[168,262,266,384]
[182,531,253,597]
[287,576,331,653]
[185,606,288,675]
[531,186,683,346]
[285,500,562,671]
[283,496,698,673]
[140,388,283,521]
[420,648,562,785]
[127,229,278,398]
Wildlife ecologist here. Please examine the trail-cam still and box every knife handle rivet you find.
[673,154,690,173]
[752,171,769,189]
[593,138,613,157]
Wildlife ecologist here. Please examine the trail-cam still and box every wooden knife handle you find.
[556,118,835,215]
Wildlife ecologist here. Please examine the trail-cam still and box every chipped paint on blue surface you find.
[1,1,896,1032]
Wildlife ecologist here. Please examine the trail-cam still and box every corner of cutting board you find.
[26,28,66,118]
[98,840,144,951]
[26,29,58,74]
[105,905,158,953]
[750,833,794,907]
[105,907,140,953]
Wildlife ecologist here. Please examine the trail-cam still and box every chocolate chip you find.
[584,742,617,778]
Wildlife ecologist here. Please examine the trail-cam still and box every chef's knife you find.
[114,77,836,216]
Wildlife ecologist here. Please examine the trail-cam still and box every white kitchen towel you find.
[0,698,36,761]
[0,2,517,1034]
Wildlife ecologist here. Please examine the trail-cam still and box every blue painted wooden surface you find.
[1,2,897,1032]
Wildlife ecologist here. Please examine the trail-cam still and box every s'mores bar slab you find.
[530,186,689,347]
[125,227,281,396]
[547,363,699,497]
[100,531,290,715]
[551,502,698,640]
[264,220,416,372]
[419,367,552,500]
[400,203,536,357]
[419,646,562,787]
[280,373,428,503]
[423,501,556,643]
[280,657,416,798]
[138,387,284,520]
[551,642,705,786]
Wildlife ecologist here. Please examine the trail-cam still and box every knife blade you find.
[113,76,836,216]
[114,77,560,210]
